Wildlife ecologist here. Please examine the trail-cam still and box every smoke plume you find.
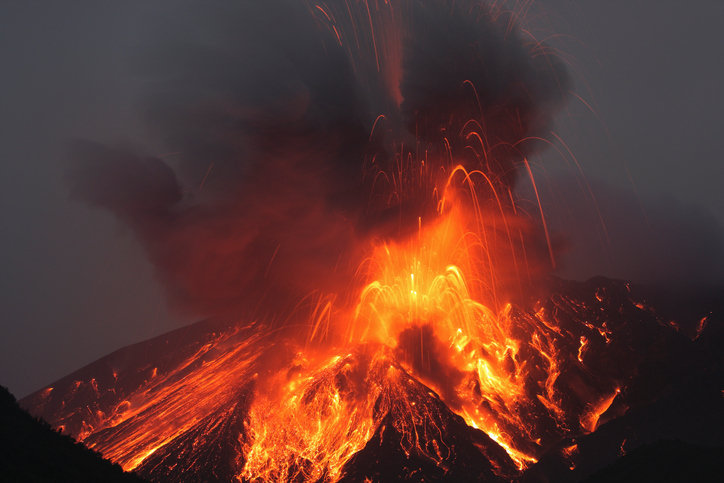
[65,0,569,318]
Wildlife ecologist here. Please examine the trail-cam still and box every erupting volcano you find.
[18,1,724,482]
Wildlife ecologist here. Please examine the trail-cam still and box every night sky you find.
[1,1,723,399]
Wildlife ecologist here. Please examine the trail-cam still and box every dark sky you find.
[1,1,723,399]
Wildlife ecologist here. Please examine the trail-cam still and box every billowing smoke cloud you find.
[400,1,569,186]
[65,0,569,318]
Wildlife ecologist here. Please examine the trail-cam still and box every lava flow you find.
[21,1,723,482]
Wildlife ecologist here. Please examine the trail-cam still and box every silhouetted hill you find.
[0,385,147,483]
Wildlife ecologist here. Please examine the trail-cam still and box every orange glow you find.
[580,388,620,434]
[561,443,579,470]
[577,336,589,363]
[242,352,382,482]
[22,2,644,481]
[65,326,267,471]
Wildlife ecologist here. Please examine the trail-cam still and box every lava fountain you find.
[23,1,702,482]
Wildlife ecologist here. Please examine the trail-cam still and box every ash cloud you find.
[65,1,569,318]
[400,1,569,188]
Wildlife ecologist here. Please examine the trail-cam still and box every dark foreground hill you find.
[0,385,147,483]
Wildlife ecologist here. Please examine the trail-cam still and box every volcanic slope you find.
[20,277,724,483]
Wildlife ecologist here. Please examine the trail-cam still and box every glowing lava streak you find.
[31,1,618,480]
[242,352,383,482]
[241,191,557,478]
[349,203,544,469]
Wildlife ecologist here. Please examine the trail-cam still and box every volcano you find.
[17,1,724,481]
[20,277,724,482]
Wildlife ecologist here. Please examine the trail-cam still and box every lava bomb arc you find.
[25,1,666,482]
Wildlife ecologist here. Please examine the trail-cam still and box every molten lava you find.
[23,1,722,482]
[23,251,713,482]
[25,183,674,481]
[239,192,551,480]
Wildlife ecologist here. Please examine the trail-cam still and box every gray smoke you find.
[66,1,569,317]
